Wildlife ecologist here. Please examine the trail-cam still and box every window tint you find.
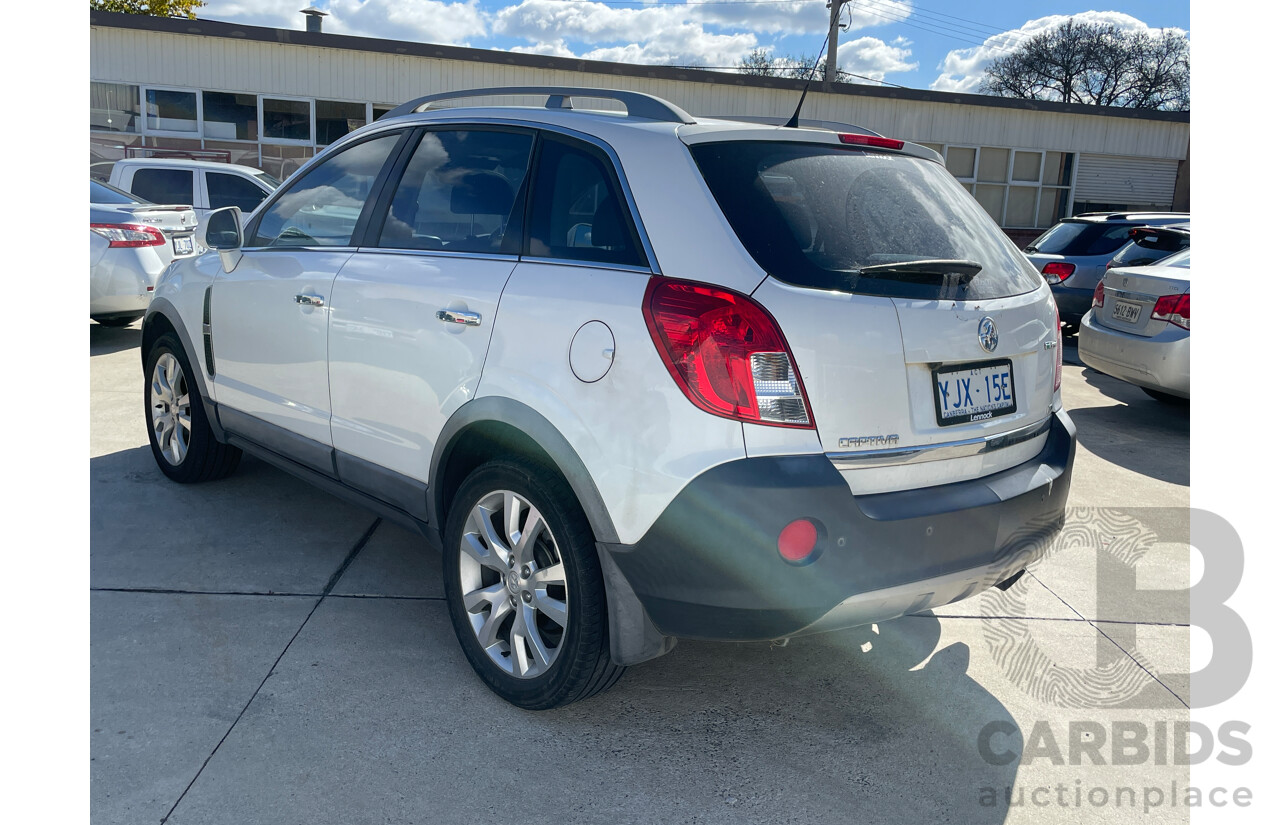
[527,138,645,267]
[377,129,534,253]
[207,172,269,212]
[691,141,1041,300]
[131,168,194,204]
[1027,221,1133,256]
[251,133,401,248]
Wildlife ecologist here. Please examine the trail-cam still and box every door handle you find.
[295,294,325,307]
[436,309,481,327]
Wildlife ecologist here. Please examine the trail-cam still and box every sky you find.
[196,1,1190,94]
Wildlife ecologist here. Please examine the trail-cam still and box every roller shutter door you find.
[1074,154,1179,207]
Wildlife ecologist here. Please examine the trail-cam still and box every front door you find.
[211,130,407,469]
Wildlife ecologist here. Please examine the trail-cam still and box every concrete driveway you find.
[91,325,1191,824]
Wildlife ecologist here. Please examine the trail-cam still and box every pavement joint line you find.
[917,612,1190,627]
[88,587,445,601]
[1027,570,1191,710]
[158,517,382,825]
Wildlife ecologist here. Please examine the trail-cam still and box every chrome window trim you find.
[826,416,1052,470]
[519,256,653,274]
[353,247,519,264]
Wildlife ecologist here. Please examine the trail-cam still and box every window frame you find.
[141,85,203,139]
[940,144,1078,229]
[259,94,315,146]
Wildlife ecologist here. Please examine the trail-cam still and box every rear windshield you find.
[1027,221,1134,256]
[689,141,1042,300]
[90,179,144,205]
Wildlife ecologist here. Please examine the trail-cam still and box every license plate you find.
[1112,300,1143,323]
[173,235,194,256]
[932,359,1016,427]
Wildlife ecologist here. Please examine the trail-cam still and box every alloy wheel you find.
[149,352,191,466]
[458,490,570,679]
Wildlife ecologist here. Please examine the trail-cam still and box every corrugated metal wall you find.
[90,26,1190,161]
[1074,154,1181,206]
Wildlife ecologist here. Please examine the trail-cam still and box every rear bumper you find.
[1050,284,1095,326]
[1078,310,1190,397]
[601,408,1076,641]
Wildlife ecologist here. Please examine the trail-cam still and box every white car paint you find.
[108,158,278,216]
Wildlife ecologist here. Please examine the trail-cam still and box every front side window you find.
[131,168,194,205]
[207,173,270,212]
[251,132,401,247]
[526,137,645,267]
[377,129,534,253]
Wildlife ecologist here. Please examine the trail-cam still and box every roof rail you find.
[384,87,696,124]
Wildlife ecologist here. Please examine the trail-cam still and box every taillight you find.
[1151,293,1190,330]
[1092,280,1106,309]
[90,223,166,248]
[838,133,905,150]
[1052,301,1062,392]
[1041,262,1075,284]
[643,277,813,428]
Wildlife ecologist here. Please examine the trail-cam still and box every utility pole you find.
[824,0,850,85]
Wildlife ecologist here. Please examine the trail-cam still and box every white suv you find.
[142,87,1076,709]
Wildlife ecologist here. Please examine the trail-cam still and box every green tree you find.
[980,19,1189,110]
[90,1,207,19]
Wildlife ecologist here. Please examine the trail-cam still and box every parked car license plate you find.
[1112,300,1142,323]
[932,359,1016,426]
[173,235,194,255]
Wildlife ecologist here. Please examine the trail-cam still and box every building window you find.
[145,88,199,134]
[202,92,258,141]
[372,104,396,122]
[262,97,312,142]
[941,144,1074,228]
[91,82,140,133]
[316,100,367,145]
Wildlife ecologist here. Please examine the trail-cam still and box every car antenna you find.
[784,1,845,127]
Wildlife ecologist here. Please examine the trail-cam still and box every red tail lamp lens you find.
[778,519,820,563]
[1041,262,1075,283]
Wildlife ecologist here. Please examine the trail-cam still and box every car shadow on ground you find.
[91,441,1026,823]
[1068,369,1188,486]
[90,322,142,357]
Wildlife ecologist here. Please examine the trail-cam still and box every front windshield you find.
[255,172,282,190]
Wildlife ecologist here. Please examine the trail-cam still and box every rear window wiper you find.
[855,259,983,281]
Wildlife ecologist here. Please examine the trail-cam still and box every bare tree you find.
[736,50,857,83]
[980,19,1189,110]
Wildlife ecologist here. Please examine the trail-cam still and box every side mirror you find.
[202,206,243,250]
[200,206,243,272]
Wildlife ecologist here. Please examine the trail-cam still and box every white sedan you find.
[1079,248,1190,402]
[90,180,198,326]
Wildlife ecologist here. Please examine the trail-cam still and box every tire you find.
[93,314,142,327]
[1142,387,1189,405]
[144,333,242,483]
[443,459,624,709]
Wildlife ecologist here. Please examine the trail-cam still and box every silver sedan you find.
[90,180,198,326]
[1078,249,1190,402]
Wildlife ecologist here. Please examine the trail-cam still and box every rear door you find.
[211,130,408,469]
[326,126,536,504]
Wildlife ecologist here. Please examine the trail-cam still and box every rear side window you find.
[1028,221,1133,256]
[130,168,194,205]
[207,172,269,212]
[526,137,646,268]
[376,129,534,254]
[690,141,1041,300]
[250,132,402,247]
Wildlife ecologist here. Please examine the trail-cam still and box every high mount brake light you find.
[838,133,905,150]
[643,278,814,428]
[1151,293,1190,330]
[90,223,166,248]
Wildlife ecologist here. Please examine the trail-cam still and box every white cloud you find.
[930,11,1188,94]
[201,0,486,46]
[837,36,917,82]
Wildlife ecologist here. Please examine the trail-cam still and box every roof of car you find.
[117,158,267,175]
[1067,212,1191,223]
